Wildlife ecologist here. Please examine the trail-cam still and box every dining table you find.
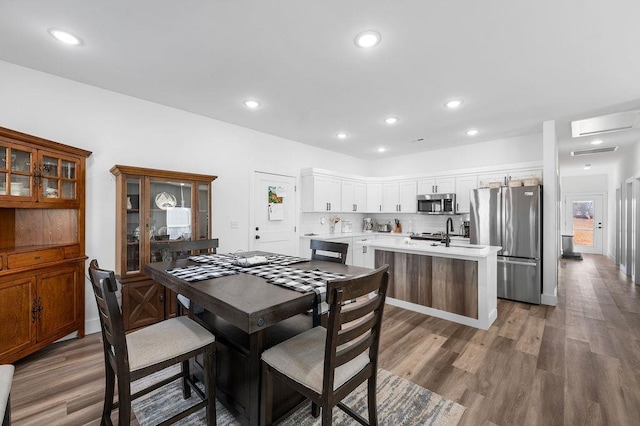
[144,251,371,426]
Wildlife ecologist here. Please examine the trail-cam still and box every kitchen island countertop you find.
[353,238,499,260]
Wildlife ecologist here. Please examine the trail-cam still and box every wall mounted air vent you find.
[570,146,619,156]
[571,110,640,137]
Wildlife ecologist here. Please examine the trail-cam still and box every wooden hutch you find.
[110,165,216,331]
[0,127,91,363]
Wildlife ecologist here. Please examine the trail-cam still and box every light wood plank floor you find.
[9,254,640,425]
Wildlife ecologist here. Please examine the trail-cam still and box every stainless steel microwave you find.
[417,193,457,214]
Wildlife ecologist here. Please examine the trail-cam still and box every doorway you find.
[250,171,298,255]
[564,194,605,255]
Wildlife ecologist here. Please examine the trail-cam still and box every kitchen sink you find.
[430,243,486,249]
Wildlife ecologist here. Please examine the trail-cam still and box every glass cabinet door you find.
[125,177,142,274]
[38,151,80,202]
[0,142,36,200]
[149,179,193,262]
[197,183,210,239]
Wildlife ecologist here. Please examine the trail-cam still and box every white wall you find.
[0,61,370,334]
[367,133,543,176]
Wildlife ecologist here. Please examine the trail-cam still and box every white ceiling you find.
[1,0,640,164]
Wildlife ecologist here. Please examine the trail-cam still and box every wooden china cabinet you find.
[0,126,91,363]
[110,165,217,331]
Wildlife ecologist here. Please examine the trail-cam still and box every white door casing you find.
[564,193,605,255]
[251,172,297,255]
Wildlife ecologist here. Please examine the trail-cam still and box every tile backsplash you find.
[300,212,470,235]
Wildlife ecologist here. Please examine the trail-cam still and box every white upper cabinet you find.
[341,180,367,212]
[477,168,542,188]
[301,174,341,212]
[382,182,398,213]
[381,180,417,213]
[398,181,417,213]
[366,183,383,213]
[455,175,478,214]
[417,177,455,194]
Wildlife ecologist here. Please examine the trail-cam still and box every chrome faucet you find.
[445,217,454,247]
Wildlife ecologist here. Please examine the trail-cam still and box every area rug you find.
[132,365,465,425]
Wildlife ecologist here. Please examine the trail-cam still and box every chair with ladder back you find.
[261,264,389,425]
[88,259,217,425]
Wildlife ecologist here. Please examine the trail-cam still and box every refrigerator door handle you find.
[500,187,505,250]
[497,258,538,266]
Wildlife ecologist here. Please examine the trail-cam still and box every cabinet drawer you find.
[63,245,81,259]
[7,248,64,269]
[0,255,3,271]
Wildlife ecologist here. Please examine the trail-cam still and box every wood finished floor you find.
[9,254,640,425]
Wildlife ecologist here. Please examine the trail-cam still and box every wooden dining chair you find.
[310,239,349,264]
[151,238,219,316]
[88,259,217,426]
[261,264,389,426]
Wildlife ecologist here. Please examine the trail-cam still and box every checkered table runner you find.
[242,264,351,302]
[165,263,239,282]
[188,253,309,267]
[167,255,349,302]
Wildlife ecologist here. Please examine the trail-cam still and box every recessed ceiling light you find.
[445,99,464,109]
[243,100,260,109]
[466,129,479,136]
[355,31,381,48]
[336,132,347,140]
[377,147,386,153]
[384,117,398,125]
[584,164,592,170]
[590,140,603,145]
[48,28,82,46]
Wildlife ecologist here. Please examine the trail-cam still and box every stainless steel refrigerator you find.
[470,186,542,304]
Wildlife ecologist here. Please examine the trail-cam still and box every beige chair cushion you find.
[127,316,215,372]
[261,326,370,394]
[0,364,15,422]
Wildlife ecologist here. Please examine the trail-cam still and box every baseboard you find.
[541,293,557,306]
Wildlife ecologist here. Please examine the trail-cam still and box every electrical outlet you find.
[230,221,238,229]
[320,217,325,225]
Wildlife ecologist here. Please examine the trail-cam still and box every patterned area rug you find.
[132,366,465,425]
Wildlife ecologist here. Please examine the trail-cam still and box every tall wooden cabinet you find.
[110,165,217,331]
[0,127,91,364]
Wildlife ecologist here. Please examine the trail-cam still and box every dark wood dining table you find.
[144,252,370,426]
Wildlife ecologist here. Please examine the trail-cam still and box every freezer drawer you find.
[497,257,541,304]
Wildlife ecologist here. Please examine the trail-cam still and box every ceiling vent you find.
[571,110,640,137]
[571,146,619,156]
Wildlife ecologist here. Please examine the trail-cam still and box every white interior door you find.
[564,194,604,255]
[251,172,297,255]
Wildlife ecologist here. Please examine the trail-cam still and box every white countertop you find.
[354,238,500,259]
[300,231,470,241]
